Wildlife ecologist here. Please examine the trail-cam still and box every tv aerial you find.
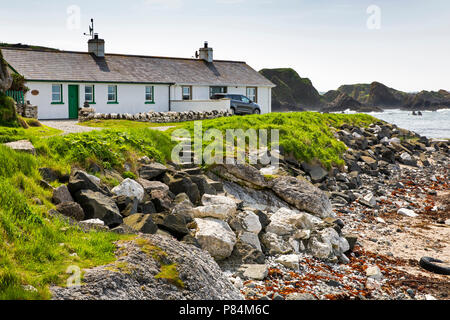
[84,18,96,39]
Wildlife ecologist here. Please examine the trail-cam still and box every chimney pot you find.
[199,42,213,63]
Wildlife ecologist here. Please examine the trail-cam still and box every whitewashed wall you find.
[25,82,272,119]
[171,99,231,112]
[25,82,170,120]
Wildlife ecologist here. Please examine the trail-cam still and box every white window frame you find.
[85,85,94,103]
[52,84,63,103]
[108,85,117,103]
[182,86,192,100]
[145,86,154,103]
[246,87,257,103]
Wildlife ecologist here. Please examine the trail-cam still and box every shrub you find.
[0,92,19,127]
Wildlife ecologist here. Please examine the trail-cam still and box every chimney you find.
[198,41,213,63]
[88,34,105,57]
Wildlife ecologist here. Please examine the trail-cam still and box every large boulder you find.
[52,185,74,205]
[68,170,110,196]
[123,214,158,234]
[211,164,269,189]
[137,178,169,196]
[112,178,145,202]
[74,190,123,227]
[114,195,139,217]
[194,218,237,260]
[55,202,85,221]
[308,227,350,263]
[51,234,243,300]
[138,163,167,180]
[271,176,334,218]
[266,207,317,236]
[192,194,237,220]
[167,175,200,204]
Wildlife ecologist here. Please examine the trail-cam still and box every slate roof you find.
[1,48,275,87]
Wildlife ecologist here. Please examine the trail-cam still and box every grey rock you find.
[123,214,158,234]
[238,264,269,281]
[74,190,123,227]
[56,202,85,221]
[51,234,243,300]
[271,176,334,218]
[138,162,167,180]
[52,185,74,205]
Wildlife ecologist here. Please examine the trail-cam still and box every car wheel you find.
[253,109,261,115]
[230,107,236,115]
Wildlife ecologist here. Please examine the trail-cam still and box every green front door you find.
[68,85,79,119]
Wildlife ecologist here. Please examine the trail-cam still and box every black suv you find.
[211,93,261,115]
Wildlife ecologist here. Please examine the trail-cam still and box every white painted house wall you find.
[25,82,271,119]
[25,82,170,119]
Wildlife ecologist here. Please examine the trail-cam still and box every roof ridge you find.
[0,46,247,64]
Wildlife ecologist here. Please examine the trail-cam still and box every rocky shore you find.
[46,120,449,300]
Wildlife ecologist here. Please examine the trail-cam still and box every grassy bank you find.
[0,111,377,299]
[0,123,174,299]
[172,112,377,168]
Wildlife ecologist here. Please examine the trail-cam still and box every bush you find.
[0,92,18,127]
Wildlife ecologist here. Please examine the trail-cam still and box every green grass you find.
[0,144,125,299]
[171,112,377,169]
[0,124,174,299]
[79,119,184,130]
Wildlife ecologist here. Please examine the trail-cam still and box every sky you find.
[0,0,449,92]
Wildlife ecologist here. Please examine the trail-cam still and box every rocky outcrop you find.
[51,235,243,300]
[402,90,450,111]
[0,50,12,93]
[74,190,123,228]
[323,92,383,113]
[259,68,323,111]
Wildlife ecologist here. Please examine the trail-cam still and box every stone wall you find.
[78,107,232,123]
[15,101,38,119]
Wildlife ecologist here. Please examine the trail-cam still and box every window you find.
[145,86,154,103]
[246,87,257,103]
[241,96,251,104]
[108,85,118,103]
[51,84,63,104]
[85,85,95,103]
[182,86,192,100]
[210,86,227,98]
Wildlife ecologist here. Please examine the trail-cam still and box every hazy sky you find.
[1,0,449,92]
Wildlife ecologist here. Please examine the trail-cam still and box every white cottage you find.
[1,37,275,120]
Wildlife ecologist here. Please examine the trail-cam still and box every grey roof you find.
[1,48,275,87]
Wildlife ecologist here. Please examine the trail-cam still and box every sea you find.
[343,109,450,140]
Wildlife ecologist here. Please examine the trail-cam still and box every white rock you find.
[425,294,437,300]
[239,232,262,252]
[112,178,145,202]
[366,265,383,280]
[194,218,236,260]
[239,264,269,281]
[309,238,333,259]
[239,211,262,234]
[266,208,314,236]
[389,137,401,144]
[445,219,450,226]
[192,205,235,220]
[193,195,237,220]
[276,254,300,270]
[201,194,236,207]
[376,217,386,224]
[398,208,418,218]
[400,152,412,162]
[260,166,278,176]
[308,227,349,260]
[80,218,104,225]
[363,193,377,207]
[352,132,363,139]
[260,232,292,255]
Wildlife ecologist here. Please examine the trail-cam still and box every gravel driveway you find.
[40,120,175,134]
